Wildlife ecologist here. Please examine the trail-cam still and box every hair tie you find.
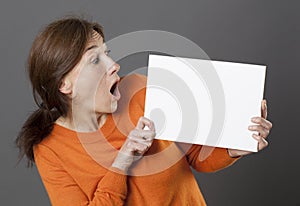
[39,102,49,111]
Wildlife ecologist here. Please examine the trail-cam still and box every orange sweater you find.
[34,74,239,206]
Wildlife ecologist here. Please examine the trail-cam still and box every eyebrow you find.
[85,44,107,53]
[85,45,98,52]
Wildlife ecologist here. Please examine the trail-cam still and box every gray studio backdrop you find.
[1,0,299,205]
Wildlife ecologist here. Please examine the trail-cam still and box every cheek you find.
[95,80,110,99]
[76,70,105,94]
[75,77,98,98]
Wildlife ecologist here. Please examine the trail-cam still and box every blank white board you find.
[144,54,266,152]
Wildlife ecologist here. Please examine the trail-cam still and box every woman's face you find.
[60,31,121,115]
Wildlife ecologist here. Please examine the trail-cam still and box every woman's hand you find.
[112,117,156,172]
[228,99,273,157]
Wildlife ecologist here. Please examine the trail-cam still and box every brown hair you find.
[16,17,104,166]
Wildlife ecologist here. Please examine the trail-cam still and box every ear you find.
[59,78,72,95]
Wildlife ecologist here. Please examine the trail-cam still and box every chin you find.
[110,101,118,113]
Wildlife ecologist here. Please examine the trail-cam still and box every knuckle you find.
[251,125,257,131]
[127,141,132,147]
[264,140,269,147]
[264,129,269,135]
[139,116,146,122]
[259,125,265,131]
[269,122,273,128]
[150,131,156,137]
[129,130,135,136]
[257,118,262,123]
[128,135,134,141]
[128,131,137,139]
[132,129,139,136]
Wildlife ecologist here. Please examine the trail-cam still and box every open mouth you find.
[110,82,118,95]
[109,80,121,100]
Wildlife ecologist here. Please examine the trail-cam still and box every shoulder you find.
[33,129,59,162]
[34,124,78,160]
[34,140,61,168]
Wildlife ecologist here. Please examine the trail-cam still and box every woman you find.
[16,17,272,205]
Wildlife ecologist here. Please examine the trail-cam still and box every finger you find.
[127,141,149,153]
[261,99,267,119]
[258,138,269,151]
[137,129,156,140]
[129,129,156,141]
[252,134,268,151]
[248,125,269,138]
[147,118,156,131]
[251,117,273,130]
[136,117,156,131]
[133,142,151,156]
[128,134,154,146]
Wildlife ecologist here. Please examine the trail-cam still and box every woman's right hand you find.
[112,117,156,172]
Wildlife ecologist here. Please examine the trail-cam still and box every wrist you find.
[112,152,134,172]
[111,162,130,173]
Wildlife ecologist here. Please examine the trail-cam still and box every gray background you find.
[1,0,299,205]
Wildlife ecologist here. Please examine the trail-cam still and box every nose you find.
[107,62,120,76]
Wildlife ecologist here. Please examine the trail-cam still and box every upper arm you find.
[34,144,127,206]
[34,144,92,205]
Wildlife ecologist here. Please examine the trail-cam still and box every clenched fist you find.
[112,117,156,172]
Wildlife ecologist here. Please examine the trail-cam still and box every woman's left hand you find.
[228,99,273,157]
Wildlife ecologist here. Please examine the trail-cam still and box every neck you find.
[56,111,107,132]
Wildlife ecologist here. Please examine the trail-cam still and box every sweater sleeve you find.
[34,144,127,206]
[177,143,240,173]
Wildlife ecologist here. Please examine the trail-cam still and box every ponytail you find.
[16,106,60,167]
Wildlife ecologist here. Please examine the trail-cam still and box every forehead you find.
[85,30,104,49]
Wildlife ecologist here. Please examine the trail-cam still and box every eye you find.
[92,57,100,64]
[105,49,111,56]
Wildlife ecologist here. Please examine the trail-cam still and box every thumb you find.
[261,99,267,119]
